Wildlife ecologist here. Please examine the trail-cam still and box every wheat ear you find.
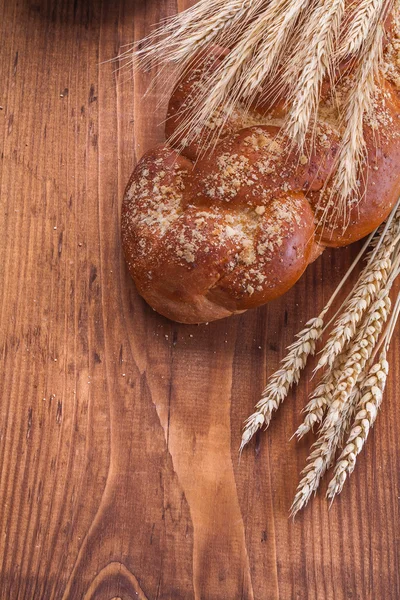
[331,22,384,228]
[294,353,348,439]
[326,350,389,499]
[315,202,400,372]
[239,315,325,453]
[135,0,248,67]
[291,290,391,516]
[326,257,400,499]
[284,0,345,148]
[240,0,314,104]
[338,0,388,59]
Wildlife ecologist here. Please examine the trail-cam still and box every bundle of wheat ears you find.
[124,0,400,512]
[241,199,400,514]
[127,0,396,213]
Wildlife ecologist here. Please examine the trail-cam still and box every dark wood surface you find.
[0,1,399,598]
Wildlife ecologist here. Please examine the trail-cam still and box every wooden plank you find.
[0,1,399,598]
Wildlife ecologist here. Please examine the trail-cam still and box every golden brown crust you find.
[122,144,316,323]
[122,26,400,324]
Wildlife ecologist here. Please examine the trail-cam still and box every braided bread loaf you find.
[122,28,400,324]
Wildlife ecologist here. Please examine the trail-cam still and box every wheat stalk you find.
[326,254,400,499]
[239,204,399,511]
[293,226,400,511]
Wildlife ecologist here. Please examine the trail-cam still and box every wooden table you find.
[1,1,399,598]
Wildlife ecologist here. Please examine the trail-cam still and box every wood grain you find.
[0,1,399,598]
